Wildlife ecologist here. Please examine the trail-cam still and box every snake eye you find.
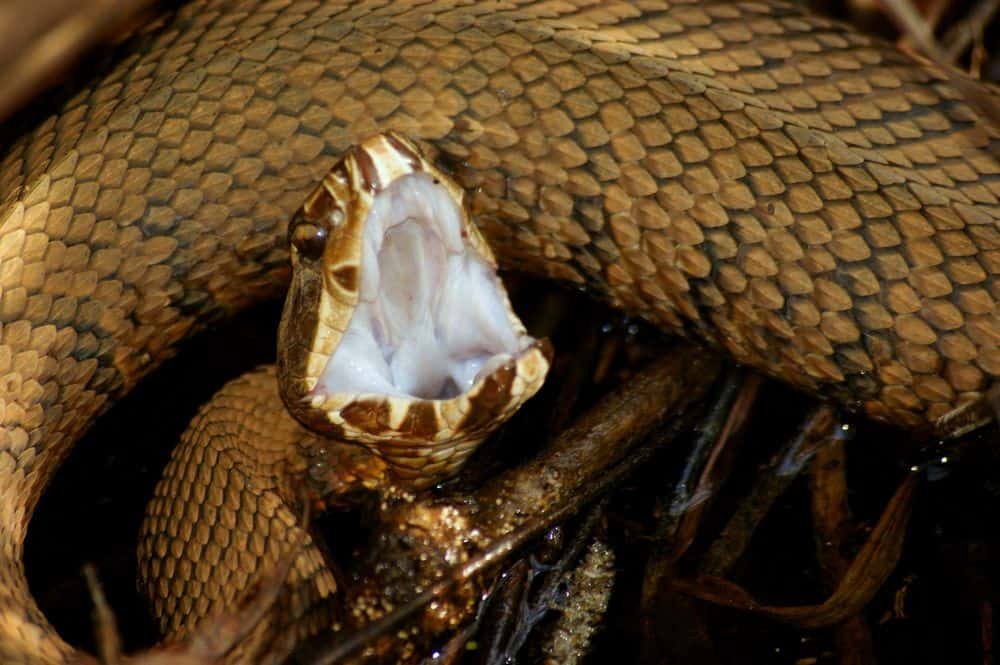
[289,216,328,261]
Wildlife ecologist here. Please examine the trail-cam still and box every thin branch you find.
[299,348,722,664]
[880,0,948,61]
[671,372,761,560]
[675,472,919,629]
[666,367,748,524]
[810,436,877,665]
[943,0,1000,63]
[84,565,122,665]
[700,405,837,577]
[483,505,605,665]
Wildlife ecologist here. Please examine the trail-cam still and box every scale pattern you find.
[0,0,995,661]
[137,367,335,659]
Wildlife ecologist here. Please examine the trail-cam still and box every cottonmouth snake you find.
[0,0,997,662]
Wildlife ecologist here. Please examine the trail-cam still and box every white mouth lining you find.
[314,173,531,401]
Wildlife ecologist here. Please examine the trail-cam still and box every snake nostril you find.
[289,214,328,260]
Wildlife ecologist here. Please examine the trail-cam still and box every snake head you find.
[278,132,551,488]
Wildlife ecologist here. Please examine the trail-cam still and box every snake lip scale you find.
[277,132,552,487]
[0,0,997,662]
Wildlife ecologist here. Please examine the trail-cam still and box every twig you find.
[635,370,755,665]
[671,372,761,560]
[546,324,601,435]
[943,0,1000,63]
[476,349,722,529]
[879,0,948,61]
[591,333,622,385]
[298,348,722,664]
[700,405,837,577]
[810,435,877,665]
[83,565,122,665]
[302,455,637,665]
[666,367,747,524]
[483,505,605,665]
[675,472,919,629]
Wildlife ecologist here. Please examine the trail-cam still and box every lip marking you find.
[384,132,422,170]
[278,133,553,487]
[353,148,382,193]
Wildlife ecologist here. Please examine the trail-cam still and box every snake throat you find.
[277,133,551,485]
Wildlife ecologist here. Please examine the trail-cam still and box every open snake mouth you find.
[278,133,549,484]
[318,172,530,401]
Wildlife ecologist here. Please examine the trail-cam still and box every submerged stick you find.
[810,437,877,665]
[701,405,837,577]
[675,472,919,629]
[299,346,722,664]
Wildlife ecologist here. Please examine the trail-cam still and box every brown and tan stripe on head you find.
[278,133,550,488]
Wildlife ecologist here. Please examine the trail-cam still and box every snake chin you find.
[315,172,535,402]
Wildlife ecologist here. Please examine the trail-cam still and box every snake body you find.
[0,0,997,661]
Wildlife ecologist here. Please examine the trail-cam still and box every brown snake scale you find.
[0,0,997,661]
[140,366,352,659]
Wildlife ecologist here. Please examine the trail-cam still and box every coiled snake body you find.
[0,0,996,662]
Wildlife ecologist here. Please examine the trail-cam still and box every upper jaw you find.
[278,132,551,486]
